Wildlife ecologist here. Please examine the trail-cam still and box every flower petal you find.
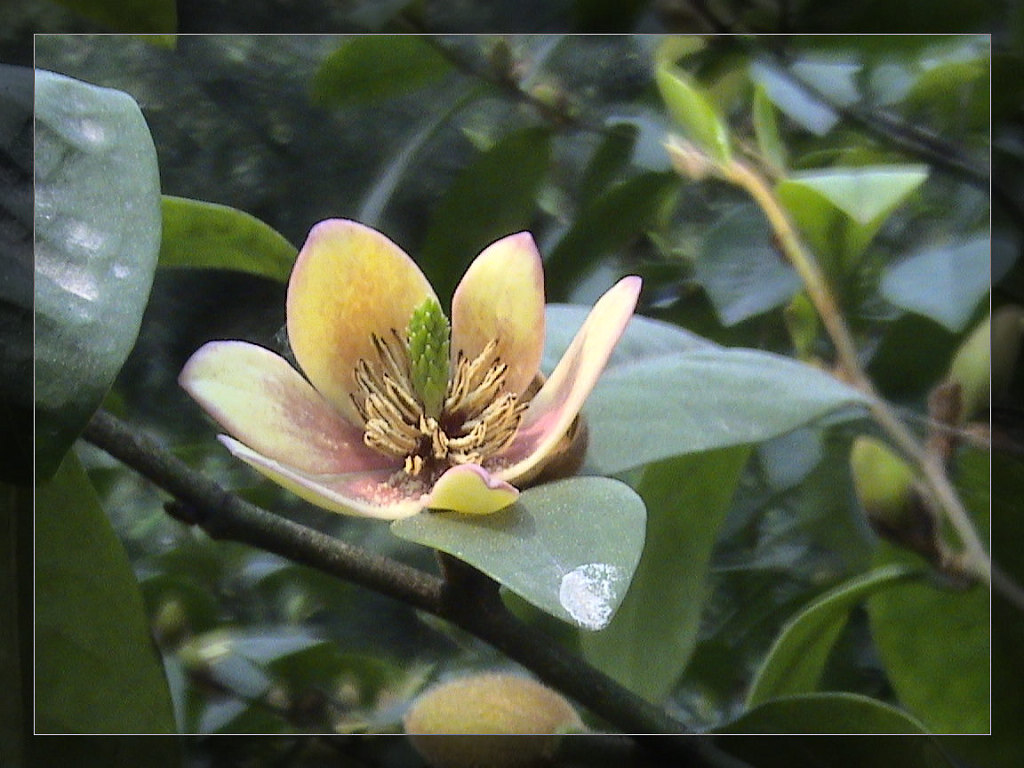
[450,232,545,398]
[180,340,392,474]
[425,464,520,515]
[219,436,425,520]
[287,219,436,423]
[495,276,641,484]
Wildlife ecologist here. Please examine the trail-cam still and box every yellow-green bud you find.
[948,314,991,421]
[850,436,916,529]
[404,674,583,768]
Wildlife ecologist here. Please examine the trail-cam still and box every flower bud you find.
[404,674,583,768]
[948,314,990,421]
[850,436,915,529]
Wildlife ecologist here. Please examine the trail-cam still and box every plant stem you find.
[723,158,991,585]
[82,410,750,765]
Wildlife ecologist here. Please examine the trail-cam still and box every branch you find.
[82,410,750,766]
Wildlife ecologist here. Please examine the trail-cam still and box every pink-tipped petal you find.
[450,232,545,398]
[220,436,425,520]
[495,276,642,483]
[426,464,520,515]
[180,341,392,474]
[286,219,436,423]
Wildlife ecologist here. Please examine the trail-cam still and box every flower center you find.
[351,331,526,480]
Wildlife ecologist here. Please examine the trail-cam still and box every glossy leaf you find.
[52,0,177,33]
[391,477,646,630]
[880,235,990,331]
[310,35,452,108]
[722,692,935,734]
[655,62,731,162]
[751,60,839,136]
[582,447,750,701]
[36,453,176,733]
[419,126,551,300]
[746,564,918,707]
[159,196,298,282]
[867,448,990,734]
[34,70,161,480]
[695,205,801,326]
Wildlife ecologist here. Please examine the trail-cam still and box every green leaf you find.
[36,453,176,733]
[420,126,551,301]
[310,35,452,108]
[722,692,935,734]
[52,0,177,33]
[746,564,918,707]
[578,123,638,204]
[867,448,990,734]
[391,477,646,630]
[752,82,787,174]
[582,447,750,701]
[159,196,298,282]
[880,235,990,332]
[655,62,731,163]
[34,70,162,481]
[544,171,678,300]
[751,60,839,136]
[777,165,928,270]
[695,205,801,326]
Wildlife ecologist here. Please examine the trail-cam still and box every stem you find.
[722,158,991,585]
[82,410,750,765]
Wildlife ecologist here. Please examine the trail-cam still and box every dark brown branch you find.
[82,410,752,767]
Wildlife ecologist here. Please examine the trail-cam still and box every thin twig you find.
[82,410,751,765]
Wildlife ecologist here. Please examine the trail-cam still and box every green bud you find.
[407,298,451,418]
[850,436,915,526]
[948,314,991,421]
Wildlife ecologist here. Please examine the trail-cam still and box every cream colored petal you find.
[495,276,641,484]
[450,232,545,398]
[220,436,425,520]
[180,340,392,474]
[426,464,519,515]
[287,219,436,423]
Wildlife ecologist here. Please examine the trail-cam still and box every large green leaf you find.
[777,165,928,272]
[718,694,953,768]
[582,447,750,701]
[867,448,990,734]
[34,70,162,480]
[310,35,452,108]
[159,196,297,282]
[541,306,867,474]
[391,477,646,630]
[419,126,551,301]
[36,453,177,734]
[880,234,990,332]
[695,205,801,326]
[746,564,918,707]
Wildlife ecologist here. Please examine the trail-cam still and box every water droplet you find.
[558,563,624,630]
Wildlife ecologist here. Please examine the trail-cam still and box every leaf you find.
[52,0,177,33]
[746,564,918,707]
[777,165,928,270]
[419,126,551,301]
[867,448,990,734]
[751,60,839,136]
[752,82,788,175]
[880,235,990,332]
[578,123,638,204]
[695,205,802,326]
[34,70,162,481]
[544,171,678,301]
[310,35,452,108]
[722,692,935,734]
[36,453,176,733]
[0,64,33,485]
[582,447,750,701]
[655,62,731,162]
[391,477,646,630]
[159,196,298,282]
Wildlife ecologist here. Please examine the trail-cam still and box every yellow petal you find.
[220,436,425,520]
[450,232,545,398]
[179,341,391,474]
[496,276,641,484]
[286,219,436,424]
[426,464,519,515]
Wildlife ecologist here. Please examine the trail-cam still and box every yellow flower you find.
[180,220,640,519]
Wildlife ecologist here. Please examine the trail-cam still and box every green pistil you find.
[406,297,450,419]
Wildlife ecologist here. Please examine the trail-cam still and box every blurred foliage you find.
[15,13,1017,768]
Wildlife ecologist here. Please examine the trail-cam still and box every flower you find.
[179,219,640,519]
